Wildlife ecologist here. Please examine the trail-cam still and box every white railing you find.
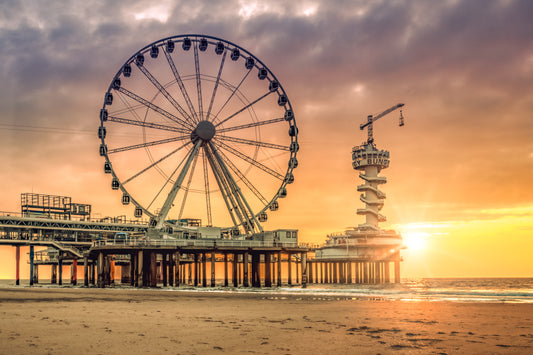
[93,239,302,248]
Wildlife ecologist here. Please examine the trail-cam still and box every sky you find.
[1,0,533,278]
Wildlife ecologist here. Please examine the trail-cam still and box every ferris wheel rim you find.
[99,34,299,232]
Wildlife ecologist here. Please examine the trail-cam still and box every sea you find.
[1,278,532,304]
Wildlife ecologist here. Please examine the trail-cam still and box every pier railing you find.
[93,239,303,249]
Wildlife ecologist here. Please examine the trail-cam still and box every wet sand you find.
[0,287,532,354]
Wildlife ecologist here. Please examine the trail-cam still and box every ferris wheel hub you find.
[191,120,216,143]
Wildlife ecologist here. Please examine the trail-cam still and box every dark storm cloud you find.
[3,0,531,102]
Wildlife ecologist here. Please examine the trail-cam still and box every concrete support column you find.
[243,251,249,287]
[150,252,157,287]
[175,252,180,287]
[104,256,111,286]
[51,264,58,284]
[347,261,352,284]
[369,262,374,284]
[373,262,378,284]
[224,253,229,287]
[211,252,216,287]
[84,256,89,287]
[277,252,282,287]
[270,254,276,287]
[193,253,199,286]
[33,264,39,285]
[314,262,318,284]
[287,254,292,285]
[296,257,299,284]
[29,245,34,286]
[162,254,168,287]
[354,262,360,284]
[71,259,78,285]
[232,253,238,287]
[188,258,192,285]
[378,262,383,284]
[168,254,174,287]
[308,260,313,284]
[374,262,378,284]
[324,262,329,283]
[130,253,136,286]
[394,260,400,284]
[301,252,307,288]
[15,246,20,286]
[88,262,93,285]
[97,252,104,288]
[265,253,272,287]
[110,258,115,286]
[238,256,242,285]
[255,253,261,287]
[250,253,257,287]
[137,250,143,287]
[58,258,63,285]
[202,253,207,287]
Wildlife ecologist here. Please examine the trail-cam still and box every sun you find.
[402,231,428,251]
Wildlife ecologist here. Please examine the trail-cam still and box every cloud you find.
[1,0,532,228]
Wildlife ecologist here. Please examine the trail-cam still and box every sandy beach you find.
[0,287,532,354]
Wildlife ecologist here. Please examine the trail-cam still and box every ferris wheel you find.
[98,34,299,235]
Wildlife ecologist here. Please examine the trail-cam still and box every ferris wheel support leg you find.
[209,142,263,233]
[155,141,202,229]
[205,146,242,229]
[201,150,213,226]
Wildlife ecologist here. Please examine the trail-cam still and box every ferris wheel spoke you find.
[163,48,199,123]
[204,145,241,227]
[115,91,147,123]
[108,116,189,134]
[107,135,189,155]
[217,135,290,151]
[215,91,273,127]
[155,140,202,229]
[216,145,269,206]
[110,102,145,116]
[122,141,190,185]
[193,43,204,121]
[116,87,193,130]
[206,50,227,121]
[214,140,284,180]
[217,117,284,134]
[209,142,262,233]
[177,147,200,220]
[212,68,252,123]
[202,148,213,226]
[135,63,196,129]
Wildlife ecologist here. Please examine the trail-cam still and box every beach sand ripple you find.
[0,287,532,354]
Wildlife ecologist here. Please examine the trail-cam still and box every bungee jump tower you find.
[312,104,405,284]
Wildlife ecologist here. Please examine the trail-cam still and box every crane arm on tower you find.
[360,103,405,144]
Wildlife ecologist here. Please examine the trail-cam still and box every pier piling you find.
[15,246,20,286]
